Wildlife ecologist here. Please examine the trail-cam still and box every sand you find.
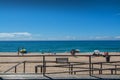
[0,52,120,75]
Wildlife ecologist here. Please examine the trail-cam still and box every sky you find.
[0,0,120,40]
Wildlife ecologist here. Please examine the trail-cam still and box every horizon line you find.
[0,40,120,41]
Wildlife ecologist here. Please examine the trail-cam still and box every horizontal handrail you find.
[0,61,89,64]
[99,63,120,66]
[91,61,120,64]
[0,61,42,64]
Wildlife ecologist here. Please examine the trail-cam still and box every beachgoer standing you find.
[104,52,110,62]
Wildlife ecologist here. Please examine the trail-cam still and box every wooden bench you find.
[56,58,69,63]
[35,58,69,74]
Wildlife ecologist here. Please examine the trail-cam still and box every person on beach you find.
[104,52,110,62]
[19,48,27,55]
[103,52,108,57]
[70,49,76,56]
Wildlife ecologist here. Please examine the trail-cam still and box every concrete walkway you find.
[0,74,120,80]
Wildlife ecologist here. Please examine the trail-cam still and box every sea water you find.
[0,41,120,53]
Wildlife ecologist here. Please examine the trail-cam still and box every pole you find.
[100,63,103,74]
[115,65,117,74]
[23,61,26,73]
[15,66,17,73]
[89,56,91,76]
[92,63,94,74]
[43,55,46,75]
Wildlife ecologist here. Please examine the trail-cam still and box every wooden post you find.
[100,63,102,74]
[89,56,91,76]
[115,65,117,75]
[23,61,26,73]
[92,63,93,74]
[69,63,71,74]
[71,65,73,75]
[41,66,43,73]
[35,66,37,73]
[111,69,113,74]
[43,55,46,75]
[15,66,17,73]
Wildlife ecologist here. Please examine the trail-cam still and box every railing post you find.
[70,65,73,75]
[43,55,46,75]
[15,66,17,73]
[115,65,117,74]
[89,55,91,76]
[69,63,71,74]
[23,61,26,73]
[92,63,93,74]
[100,63,102,74]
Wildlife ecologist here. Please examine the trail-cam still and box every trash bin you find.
[106,55,110,62]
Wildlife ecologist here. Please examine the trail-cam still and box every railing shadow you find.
[91,75,103,79]
[0,77,3,80]
[44,75,53,80]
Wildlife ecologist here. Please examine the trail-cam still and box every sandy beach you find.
[0,52,120,75]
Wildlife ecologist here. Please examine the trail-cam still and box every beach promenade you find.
[0,52,120,79]
[0,74,120,79]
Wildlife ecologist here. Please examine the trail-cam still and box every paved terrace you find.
[0,74,120,80]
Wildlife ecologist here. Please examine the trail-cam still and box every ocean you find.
[0,41,120,53]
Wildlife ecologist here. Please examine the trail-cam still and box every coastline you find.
[0,52,120,55]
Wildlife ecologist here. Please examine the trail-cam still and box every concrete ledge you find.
[0,74,120,80]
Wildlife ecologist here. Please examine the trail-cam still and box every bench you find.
[35,58,69,74]
[56,58,69,63]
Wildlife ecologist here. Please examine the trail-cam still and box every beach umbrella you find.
[75,49,80,53]
[70,49,80,53]
[94,50,100,54]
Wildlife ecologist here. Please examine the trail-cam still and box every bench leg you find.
[35,66,37,73]
[99,69,102,74]
[74,71,76,75]
[99,70,100,74]
[111,70,113,74]
[70,65,73,75]
[68,63,70,74]
[115,69,117,75]
[41,66,43,73]
[100,70,102,74]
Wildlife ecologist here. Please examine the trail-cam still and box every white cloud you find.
[115,36,120,39]
[0,33,15,38]
[0,33,119,40]
[94,36,111,40]
[65,36,76,40]
[0,32,32,40]
[12,32,31,36]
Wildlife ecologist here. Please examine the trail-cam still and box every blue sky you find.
[0,0,120,40]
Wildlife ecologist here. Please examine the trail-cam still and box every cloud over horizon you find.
[0,32,32,40]
[0,32,120,40]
